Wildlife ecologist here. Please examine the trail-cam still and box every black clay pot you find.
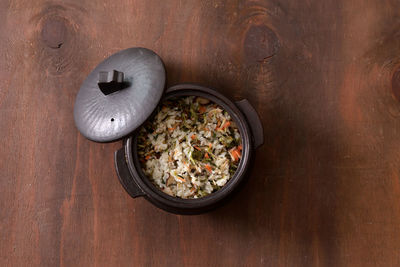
[114,84,263,214]
[73,47,264,214]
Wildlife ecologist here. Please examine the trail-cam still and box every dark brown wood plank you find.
[1,0,400,266]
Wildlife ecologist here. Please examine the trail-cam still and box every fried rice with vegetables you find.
[137,96,242,199]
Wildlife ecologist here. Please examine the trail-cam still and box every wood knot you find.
[41,17,68,49]
[244,25,279,65]
[392,67,400,102]
[31,4,89,77]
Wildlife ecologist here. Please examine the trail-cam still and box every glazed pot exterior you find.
[115,84,263,214]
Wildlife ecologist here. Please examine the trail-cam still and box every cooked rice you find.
[137,96,242,199]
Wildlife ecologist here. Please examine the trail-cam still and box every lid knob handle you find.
[98,70,127,95]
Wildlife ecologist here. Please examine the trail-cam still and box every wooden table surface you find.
[2,0,400,266]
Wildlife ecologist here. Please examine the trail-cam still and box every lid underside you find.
[74,47,166,142]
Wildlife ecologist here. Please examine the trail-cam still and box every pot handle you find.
[114,147,145,198]
[235,99,264,149]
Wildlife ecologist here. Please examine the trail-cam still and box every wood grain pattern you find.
[1,0,400,266]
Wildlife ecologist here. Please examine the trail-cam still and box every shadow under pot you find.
[115,84,264,214]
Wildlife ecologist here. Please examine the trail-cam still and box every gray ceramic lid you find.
[74,47,166,142]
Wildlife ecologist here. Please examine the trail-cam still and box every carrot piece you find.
[230,152,238,161]
[176,176,186,183]
[191,134,196,140]
[229,148,240,161]
[199,106,206,113]
[168,127,176,132]
[205,164,212,172]
[233,149,241,159]
[204,153,209,159]
[208,143,212,149]
[145,155,151,160]
[231,147,242,161]
[221,121,231,130]
[194,146,201,151]
[238,144,242,151]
